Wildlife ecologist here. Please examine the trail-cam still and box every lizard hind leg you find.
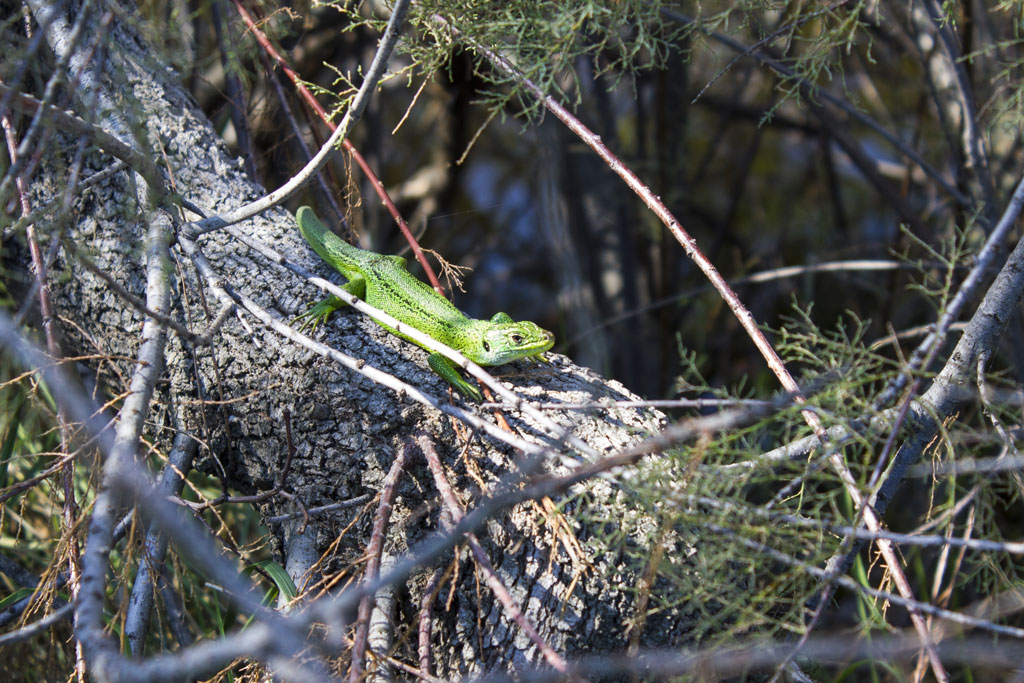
[293,277,366,332]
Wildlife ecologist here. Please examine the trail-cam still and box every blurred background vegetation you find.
[209,0,1013,401]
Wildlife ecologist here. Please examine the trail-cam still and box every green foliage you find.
[570,219,1016,662]
[322,0,683,120]
[245,559,299,605]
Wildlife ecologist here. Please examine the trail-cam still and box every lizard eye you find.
[483,341,491,352]
[511,334,522,345]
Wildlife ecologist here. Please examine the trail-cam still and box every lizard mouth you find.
[498,337,553,364]
[523,331,555,356]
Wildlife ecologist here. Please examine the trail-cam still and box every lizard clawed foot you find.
[292,298,342,333]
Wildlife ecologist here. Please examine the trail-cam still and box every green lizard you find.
[294,206,555,401]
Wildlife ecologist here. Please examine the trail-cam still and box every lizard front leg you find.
[294,277,367,332]
[427,353,482,402]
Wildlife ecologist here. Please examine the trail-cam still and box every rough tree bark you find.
[14,4,702,677]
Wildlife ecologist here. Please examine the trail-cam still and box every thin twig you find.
[0,0,97,207]
[189,0,411,234]
[232,0,445,293]
[681,493,1024,556]
[921,0,996,214]
[350,440,411,682]
[660,9,968,207]
[211,0,258,182]
[417,565,446,681]
[258,49,347,228]
[266,495,370,525]
[700,520,1024,640]
[0,2,59,124]
[417,433,571,675]
[124,429,199,655]
[0,602,75,647]
[479,634,1024,683]
[61,237,206,343]
[873,164,1024,410]
[483,398,773,411]
[74,210,176,677]
[564,259,925,348]
[0,82,167,197]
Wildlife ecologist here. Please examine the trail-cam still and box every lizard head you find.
[465,318,555,366]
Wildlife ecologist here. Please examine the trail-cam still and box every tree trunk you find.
[16,4,697,677]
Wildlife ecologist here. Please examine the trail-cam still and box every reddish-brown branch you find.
[349,438,412,682]
[257,49,347,228]
[417,432,571,676]
[2,107,86,679]
[232,0,445,295]
[417,564,446,681]
[480,37,794,389]
[441,19,949,681]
